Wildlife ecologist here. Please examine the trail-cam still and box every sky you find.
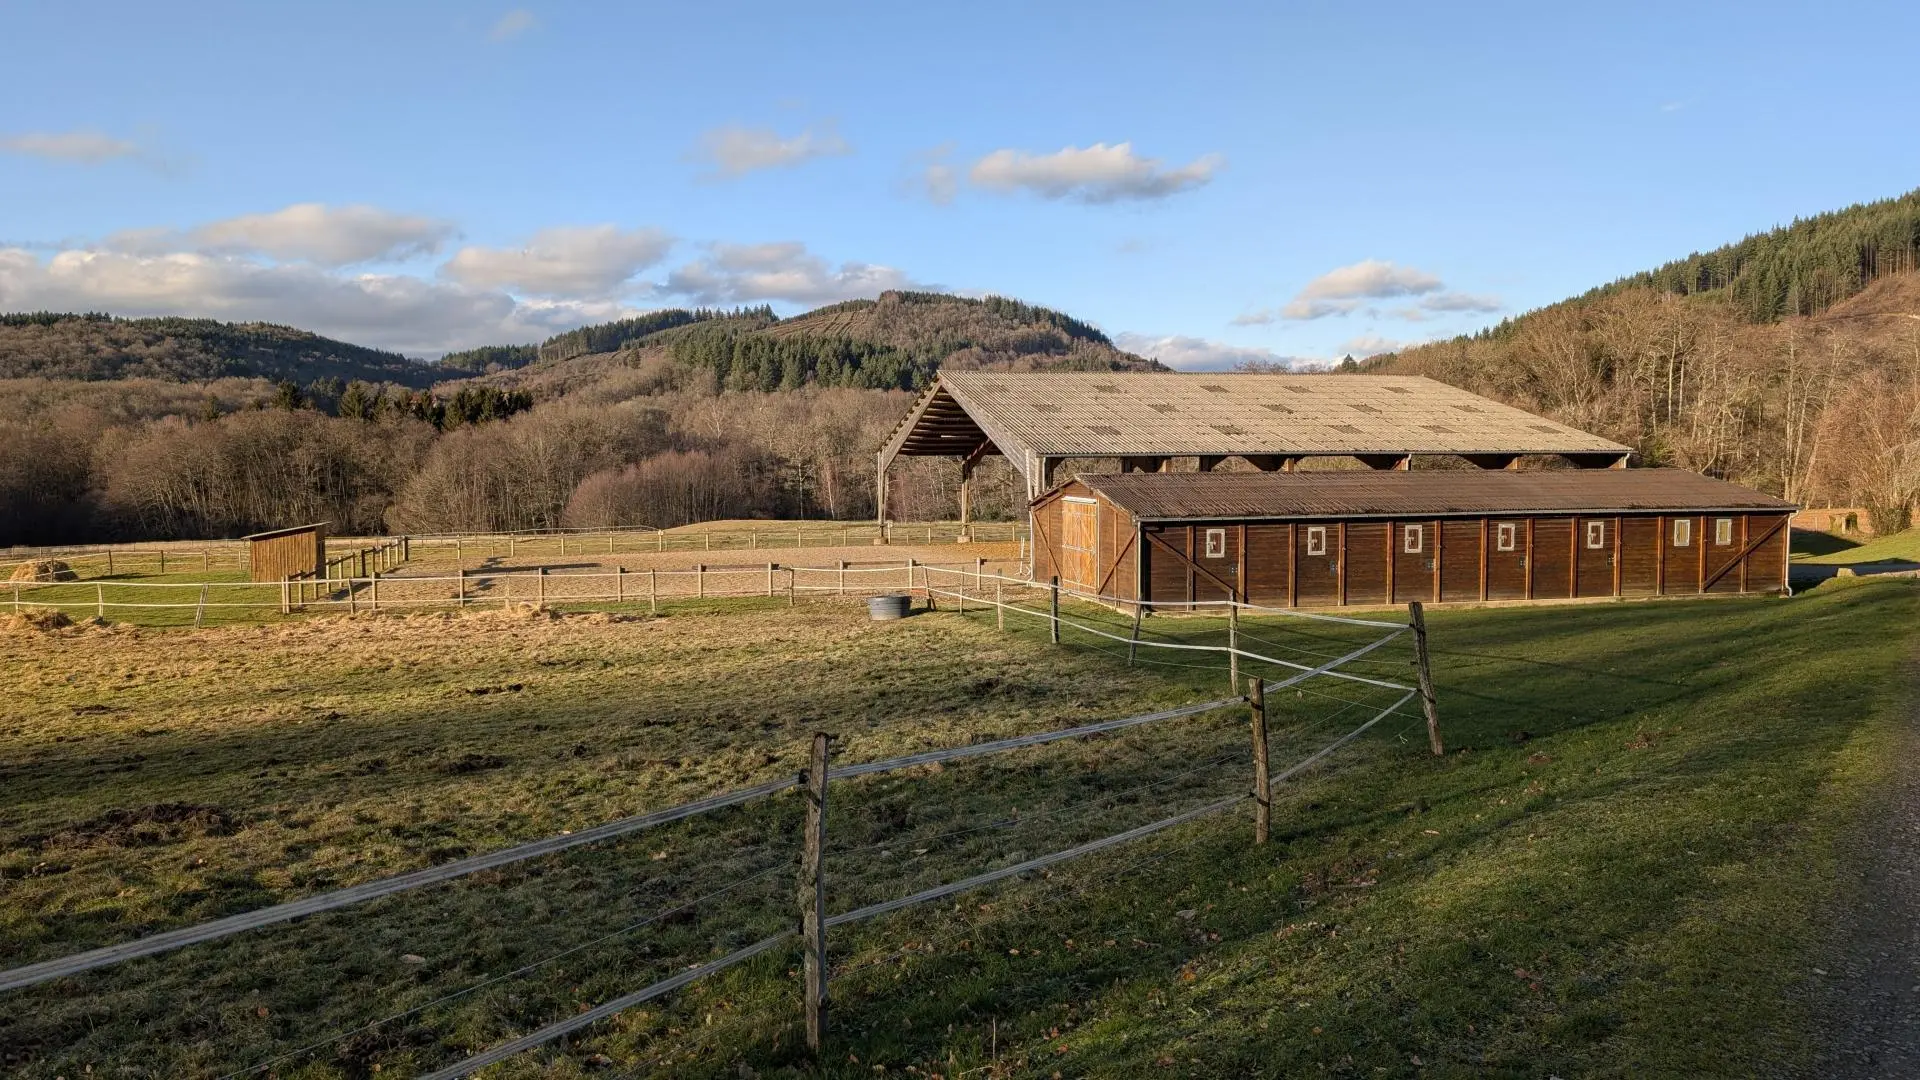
[3,0,1918,368]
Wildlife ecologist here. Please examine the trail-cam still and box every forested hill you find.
[1359,188,1920,529]
[455,290,1161,397]
[1586,187,1920,322]
[0,312,435,387]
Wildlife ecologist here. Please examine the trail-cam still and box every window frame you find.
[1203,527,1227,560]
[1672,518,1692,548]
[1495,522,1518,552]
[1585,520,1606,550]
[1305,525,1328,557]
[1714,517,1734,546]
[1402,523,1423,554]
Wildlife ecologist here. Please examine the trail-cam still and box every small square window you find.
[1306,526,1328,557]
[1204,528,1227,559]
[1586,521,1606,549]
[1495,523,1517,552]
[1715,518,1734,546]
[1673,519,1692,548]
[1403,524,1423,554]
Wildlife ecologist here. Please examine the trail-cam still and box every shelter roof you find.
[882,372,1632,466]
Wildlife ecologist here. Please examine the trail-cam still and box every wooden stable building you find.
[245,522,327,583]
[1030,471,1794,610]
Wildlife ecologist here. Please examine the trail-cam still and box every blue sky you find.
[3,0,1917,366]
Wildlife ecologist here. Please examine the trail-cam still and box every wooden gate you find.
[1060,497,1098,591]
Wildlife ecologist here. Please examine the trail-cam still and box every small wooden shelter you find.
[245,523,328,583]
[1030,471,1793,610]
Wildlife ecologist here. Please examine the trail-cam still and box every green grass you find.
[1,583,1913,1078]
[1796,526,1920,565]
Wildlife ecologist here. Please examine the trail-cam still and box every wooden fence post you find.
[766,562,775,597]
[402,536,410,562]
[456,538,463,566]
[509,536,516,559]
[607,534,615,556]
[616,565,625,603]
[559,534,567,557]
[1409,602,1443,756]
[12,581,21,614]
[649,568,658,615]
[995,579,1004,631]
[106,549,113,576]
[1228,604,1240,694]
[838,560,847,596]
[279,577,289,616]
[97,583,106,619]
[370,573,380,613]
[159,550,166,575]
[1129,604,1143,664]
[1049,576,1060,644]
[457,568,467,607]
[904,559,914,596]
[800,732,831,1054]
[697,564,705,599]
[537,566,547,609]
[788,567,796,608]
[195,584,208,628]
[1249,677,1270,846]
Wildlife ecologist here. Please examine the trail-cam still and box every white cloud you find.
[490,9,537,41]
[1236,261,1500,324]
[106,203,456,267]
[442,225,673,297]
[663,241,924,306]
[1418,290,1502,314]
[0,246,633,356]
[1114,332,1315,372]
[692,122,852,178]
[965,142,1223,203]
[1,131,142,165]
[1335,333,1417,358]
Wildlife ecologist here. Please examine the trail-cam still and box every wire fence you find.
[0,578,1429,1077]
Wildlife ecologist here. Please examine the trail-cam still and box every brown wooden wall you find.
[1087,508,1794,610]
[247,524,326,583]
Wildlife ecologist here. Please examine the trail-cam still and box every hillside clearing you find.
[1,582,1914,1077]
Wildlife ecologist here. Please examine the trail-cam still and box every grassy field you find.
[1795,525,1920,565]
[1,579,1914,1078]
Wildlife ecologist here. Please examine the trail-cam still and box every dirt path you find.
[1815,664,1920,1077]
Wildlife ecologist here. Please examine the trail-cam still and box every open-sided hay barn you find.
[876,373,1637,529]
[1031,471,1794,610]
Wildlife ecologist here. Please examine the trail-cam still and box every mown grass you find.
[0,581,1913,1078]
[1796,526,1920,565]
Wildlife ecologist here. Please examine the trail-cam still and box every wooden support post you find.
[106,549,113,576]
[657,531,664,552]
[788,567,796,608]
[560,534,567,557]
[537,566,547,609]
[767,562,775,597]
[608,534,615,556]
[1129,603,1143,664]
[11,581,19,614]
[905,558,915,595]
[800,732,831,1054]
[616,565,625,603]
[1409,601,1443,756]
[1049,576,1061,644]
[371,573,380,612]
[97,582,106,619]
[402,536,410,562]
[348,576,357,614]
[996,579,1005,630]
[649,568,658,615]
[195,584,208,628]
[697,564,705,599]
[159,550,166,574]
[202,551,210,573]
[509,536,516,559]
[838,560,847,596]
[1249,677,1270,845]
[456,538,463,566]
[457,568,467,607]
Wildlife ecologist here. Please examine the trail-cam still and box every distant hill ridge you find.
[446,291,1160,395]
[0,312,435,387]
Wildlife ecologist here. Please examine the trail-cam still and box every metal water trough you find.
[867,594,912,621]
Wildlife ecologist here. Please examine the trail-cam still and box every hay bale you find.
[2,609,74,632]
[9,559,77,583]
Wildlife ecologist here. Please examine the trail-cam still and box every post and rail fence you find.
[0,570,1429,1077]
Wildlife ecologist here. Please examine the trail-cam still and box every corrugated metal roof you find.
[922,372,1631,457]
[1059,470,1795,520]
